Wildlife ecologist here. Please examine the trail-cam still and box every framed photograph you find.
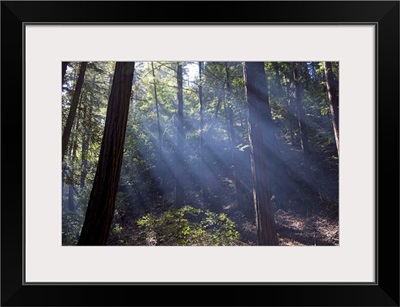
[1,1,398,306]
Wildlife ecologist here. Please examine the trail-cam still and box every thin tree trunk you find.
[66,100,81,211]
[198,61,210,204]
[67,96,82,160]
[244,62,279,246]
[80,103,90,189]
[151,62,162,151]
[175,62,184,207]
[224,63,242,209]
[199,62,204,159]
[323,61,339,155]
[78,62,135,245]
[215,91,222,120]
[293,65,311,178]
[151,62,165,199]
[62,62,69,86]
[62,62,87,161]
[80,135,89,189]
[68,130,80,211]
[284,82,296,145]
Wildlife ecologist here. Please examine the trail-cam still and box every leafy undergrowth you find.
[102,129,339,247]
[137,205,240,246]
[107,200,339,246]
[108,205,241,246]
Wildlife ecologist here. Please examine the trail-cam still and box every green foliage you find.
[320,105,330,116]
[112,223,123,235]
[62,184,91,245]
[137,205,240,246]
[62,206,85,245]
[62,61,338,246]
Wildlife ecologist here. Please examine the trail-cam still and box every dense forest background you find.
[62,61,339,246]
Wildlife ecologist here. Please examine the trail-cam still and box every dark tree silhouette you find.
[78,62,135,245]
[62,61,69,85]
[324,61,339,155]
[62,62,87,161]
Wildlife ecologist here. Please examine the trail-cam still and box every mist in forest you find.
[62,61,339,246]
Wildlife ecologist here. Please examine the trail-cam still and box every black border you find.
[1,1,399,306]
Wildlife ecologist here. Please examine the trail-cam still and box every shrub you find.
[137,205,240,246]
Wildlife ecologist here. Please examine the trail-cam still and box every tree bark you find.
[78,62,135,245]
[62,62,87,161]
[175,62,184,207]
[244,62,279,245]
[323,61,339,155]
[62,62,69,86]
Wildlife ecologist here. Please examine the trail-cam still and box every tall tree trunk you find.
[78,62,135,245]
[199,62,204,159]
[175,62,184,207]
[224,63,242,209]
[285,82,297,146]
[80,103,91,189]
[198,61,210,203]
[80,132,89,189]
[62,62,87,161]
[62,62,69,86]
[67,96,82,160]
[243,62,279,246]
[215,90,222,120]
[69,141,78,212]
[151,62,162,151]
[323,61,339,155]
[293,65,311,178]
[151,62,165,199]
[66,101,81,211]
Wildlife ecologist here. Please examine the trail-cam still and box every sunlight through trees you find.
[62,61,339,246]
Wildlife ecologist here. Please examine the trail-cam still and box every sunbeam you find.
[62,61,339,246]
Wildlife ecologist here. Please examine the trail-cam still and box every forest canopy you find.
[62,61,339,246]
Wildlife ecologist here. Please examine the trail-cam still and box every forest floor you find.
[277,133,339,246]
[107,131,339,247]
[221,133,339,246]
[235,206,339,246]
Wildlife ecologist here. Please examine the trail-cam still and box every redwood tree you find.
[62,62,87,161]
[78,62,135,245]
[324,61,339,155]
[244,62,279,245]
